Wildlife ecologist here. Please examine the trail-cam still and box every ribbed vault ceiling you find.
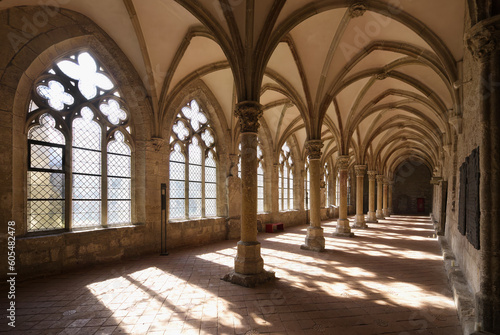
[0,0,466,176]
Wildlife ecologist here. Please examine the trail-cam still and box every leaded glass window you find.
[169,99,217,220]
[325,166,329,206]
[256,145,264,213]
[27,51,132,232]
[279,142,294,211]
[304,159,310,210]
[108,131,131,225]
[336,172,340,206]
[27,114,66,232]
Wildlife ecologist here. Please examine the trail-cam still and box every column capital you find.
[354,165,367,176]
[235,101,263,133]
[430,177,443,185]
[367,170,377,180]
[147,137,165,152]
[336,155,350,171]
[376,175,385,183]
[465,18,500,62]
[305,140,323,160]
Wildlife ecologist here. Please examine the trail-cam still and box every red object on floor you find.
[417,198,425,212]
[265,222,284,233]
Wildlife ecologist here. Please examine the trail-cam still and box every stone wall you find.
[442,24,483,295]
[15,225,154,279]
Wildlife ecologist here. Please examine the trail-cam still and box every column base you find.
[234,241,264,275]
[352,214,367,228]
[383,209,390,217]
[221,269,275,288]
[301,226,325,252]
[335,219,354,237]
[376,210,385,219]
[367,211,378,223]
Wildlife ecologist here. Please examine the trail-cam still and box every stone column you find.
[430,177,441,223]
[301,140,325,251]
[353,165,367,228]
[367,171,378,222]
[383,178,390,217]
[335,156,354,237]
[388,181,394,215]
[223,101,274,287]
[465,17,500,333]
[376,175,385,219]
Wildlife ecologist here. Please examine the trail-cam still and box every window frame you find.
[168,99,218,221]
[25,50,134,234]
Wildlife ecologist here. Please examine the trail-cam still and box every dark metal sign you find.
[458,147,480,250]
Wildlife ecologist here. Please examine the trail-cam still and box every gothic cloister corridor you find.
[0,216,462,335]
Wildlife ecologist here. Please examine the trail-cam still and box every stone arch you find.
[1,6,152,235]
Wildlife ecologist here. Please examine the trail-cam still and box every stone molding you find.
[336,156,350,171]
[465,17,500,62]
[228,154,239,177]
[430,177,443,185]
[376,175,385,183]
[235,101,262,133]
[375,71,388,80]
[305,140,323,160]
[148,137,165,152]
[349,2,367,18]
[354,165,367,176]
[367,170,377,180]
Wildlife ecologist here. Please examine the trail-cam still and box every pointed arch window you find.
[325,166,329,207]
[27,51,132,232]
[169,100,217,220]
[304,159,310,210]
[279,142,294,211]
[335,172,340,207]
[256,145,265,213]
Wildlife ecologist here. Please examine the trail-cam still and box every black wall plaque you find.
[458,161,467,235]
[457,147,480,250]
[466,147,480,250]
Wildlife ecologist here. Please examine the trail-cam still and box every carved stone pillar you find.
[465,18,500,332]
[335,156,354,237]
[367,171,378,222]
[223,101,274,287]
[382,178,390,217]
[353,165,367,228]
[388,181,394,215]
[301,140,325,251]
[376,175,385,219]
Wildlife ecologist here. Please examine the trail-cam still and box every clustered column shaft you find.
[335,156,354,237]
[376,175,385,219]
[353,165,367,228]
[367,171,378,222]
[301,140,325,251]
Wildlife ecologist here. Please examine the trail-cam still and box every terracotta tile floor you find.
[1,215,462,335]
